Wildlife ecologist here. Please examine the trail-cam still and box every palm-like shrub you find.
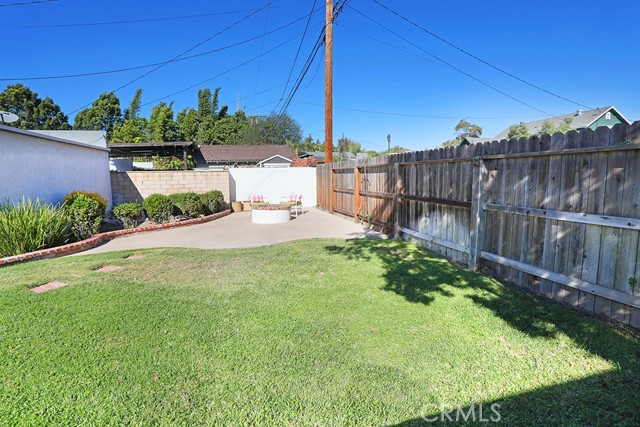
[0,199,69,257]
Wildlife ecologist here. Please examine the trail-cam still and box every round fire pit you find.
[251,204,291,224]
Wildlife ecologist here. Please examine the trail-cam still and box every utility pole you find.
[324,0,333,163]
[387,133,391,154]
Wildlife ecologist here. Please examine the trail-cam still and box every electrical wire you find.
[348,5,553,117]
[139,34,302,108]
[0,2,307,29]
[68,1,275,115]
[370,0,593,110]
[291,100,546,119]
[277,0,318,107]
[0,0,56,6]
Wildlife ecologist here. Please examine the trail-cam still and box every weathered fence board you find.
[317,121,640,329]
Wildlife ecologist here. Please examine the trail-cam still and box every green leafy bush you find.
[168,192,204,218]
[0,199,69,257]
[63,191,107,213]
[152,155,196,170]
[113,202,144,229]
[65,194,103,240]
[200,190,224,214]
[143,194,173,224]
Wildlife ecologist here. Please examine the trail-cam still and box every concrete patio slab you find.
[79,208,384,255]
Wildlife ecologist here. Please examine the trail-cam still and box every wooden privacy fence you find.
[317,121,640,329]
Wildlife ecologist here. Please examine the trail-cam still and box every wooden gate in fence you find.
[317,122,640,329]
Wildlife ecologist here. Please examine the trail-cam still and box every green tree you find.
[442,119,483,147]
[210,110,248,145]
[507,122,530,139]
[111,89,148,142]
[176,107,199,142]
[74,92,122,137]
[337,135,361,155]
[148,101,178,142]
[236,112,302,145]
[556,117,573,134]
[0,83,70,130]
[537,120,556,138]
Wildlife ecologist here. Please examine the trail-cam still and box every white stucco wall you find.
[0,127,112,207]
[229,168,316,207]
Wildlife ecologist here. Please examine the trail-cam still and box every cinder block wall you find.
[110,171,230,205]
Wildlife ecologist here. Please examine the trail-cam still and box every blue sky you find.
[1,0,638,151]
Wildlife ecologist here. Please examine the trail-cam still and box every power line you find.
[68,1,275,115]
[274,0,349,122]
[0,0,57,6]
[292,100,546,120]
[278,0,318,107]
[348,5,553,117]
[370,0,593,110]
[0,2,306,29]
[139,34,302,108]
[0,9,318,82]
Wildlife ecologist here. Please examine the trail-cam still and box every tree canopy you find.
[0,84,70,130]
[235,112,302,146]
[442,119,483,147]
[73,92,122,137]
[507,122,530,139]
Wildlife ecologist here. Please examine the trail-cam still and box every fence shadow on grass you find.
[325,238,640,425]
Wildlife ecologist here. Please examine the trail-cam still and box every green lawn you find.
[0,239,638,426]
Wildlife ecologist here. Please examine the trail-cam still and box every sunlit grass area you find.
[0,239,638,426]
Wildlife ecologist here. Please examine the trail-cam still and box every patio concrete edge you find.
[0,209,232,267]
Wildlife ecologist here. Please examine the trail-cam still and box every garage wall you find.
[0,127,112,207]
[229,168,316,206]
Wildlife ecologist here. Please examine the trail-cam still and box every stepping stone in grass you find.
[31,281,67,293]
[125,254,145,260]
[94,265,122,273]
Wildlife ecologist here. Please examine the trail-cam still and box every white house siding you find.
[230,168,316,206]
[0,126,112,207]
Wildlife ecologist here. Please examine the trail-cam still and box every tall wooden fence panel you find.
[317,121,640,329]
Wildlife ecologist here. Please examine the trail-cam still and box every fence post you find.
[329,165,335,214]
[354,164,361,222]
[468,157,487,270]
[393,161,401,240]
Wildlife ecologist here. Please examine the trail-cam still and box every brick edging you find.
[0,209,232,267]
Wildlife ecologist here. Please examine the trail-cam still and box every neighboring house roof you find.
[257,154,292,165]
[494,106,630,140]
[461,137,493,145]
[197,144,295,164]
[31,130,107,148]
[0,125,109,152]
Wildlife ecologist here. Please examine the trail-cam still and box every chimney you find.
[576,110,583,116]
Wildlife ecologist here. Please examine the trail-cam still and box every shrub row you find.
[117,190,224,226]
[0,189,225,257]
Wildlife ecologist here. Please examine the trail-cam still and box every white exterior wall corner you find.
[229,168,316,206]
[0,128,112,207]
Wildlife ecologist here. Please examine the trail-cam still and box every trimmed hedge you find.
[200,190,224,214]
[113,202,144,229]
[143,194,173,224]
[65,194,103,240]
[168,192,203,218]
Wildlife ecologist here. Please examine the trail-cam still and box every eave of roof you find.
[0,125,110,153]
